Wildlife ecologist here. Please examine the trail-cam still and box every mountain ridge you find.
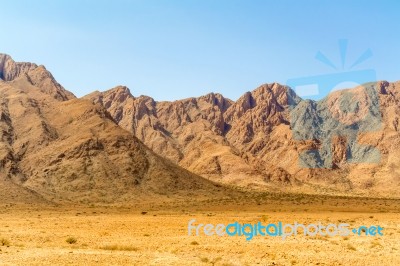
[85,80,400,197]
[0,54,230,204]
[1,53,399,200]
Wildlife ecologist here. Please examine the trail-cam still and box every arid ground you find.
[0,194,399,266]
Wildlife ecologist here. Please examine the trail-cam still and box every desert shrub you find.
[0,238,10,246]
[347,244,357,251]
[66,237,77,244]
[200,257,209,263]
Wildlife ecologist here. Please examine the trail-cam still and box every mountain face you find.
[1,53,398,200]
[85,82,400,197]
[0,54,226,204]
[84,87,265,188]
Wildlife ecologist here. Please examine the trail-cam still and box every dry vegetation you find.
[0,193,398,265]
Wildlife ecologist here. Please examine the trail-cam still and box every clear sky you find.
[1,0,399,100]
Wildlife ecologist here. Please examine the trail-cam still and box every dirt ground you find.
[0,194,399,265]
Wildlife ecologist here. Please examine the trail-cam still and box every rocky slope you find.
[86,81,400,197]
[0,54,227,204]
[1,53,398,199]
[84,87,263,188]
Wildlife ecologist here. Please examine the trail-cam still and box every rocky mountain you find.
[0,54,227,204]
[0,54,75,101]
[85,81,400,197]
[84,87,264,188]
[1,53,398,200]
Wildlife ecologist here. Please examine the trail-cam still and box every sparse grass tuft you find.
[261,215,268,222]
[200,257,209,263]
[370,240,383,248]
[66,237,77,244]
[0,238,10,246]
[211,257,222,264]
[347,244,357,251]
[100,244,139,251]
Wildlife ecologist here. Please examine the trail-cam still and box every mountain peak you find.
[0,53,75,101]
[105,85,133,100]
[0,53,37,81]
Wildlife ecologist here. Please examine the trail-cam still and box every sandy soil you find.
[0,194,399,265]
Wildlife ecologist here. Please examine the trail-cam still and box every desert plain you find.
[0,193,399,266]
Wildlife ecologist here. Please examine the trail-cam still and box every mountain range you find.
[0,54,226,204]
[1,53,399,203]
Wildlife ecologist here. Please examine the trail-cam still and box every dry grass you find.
[66,237,77,244]
[100,244,139,252]
[0,196,398,265]
[0,238,10,246]
[347,243,357,251]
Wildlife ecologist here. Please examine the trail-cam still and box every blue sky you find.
[1,0,399,100]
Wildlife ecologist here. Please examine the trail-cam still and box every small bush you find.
[66,237,77,244]
[347,244,357,251]
[261,215,268,222]
[200,257,209,263]
[190,241,199,245]
[0,238,10,246]
[370,241,383,248]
